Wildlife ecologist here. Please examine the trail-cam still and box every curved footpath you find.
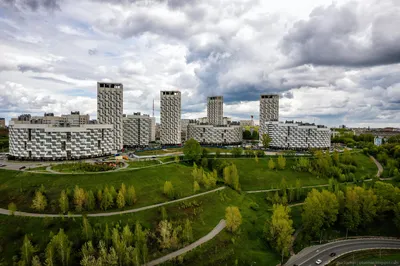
[144,219,227,266]
[284,238,400,266]
[0,187,226,218]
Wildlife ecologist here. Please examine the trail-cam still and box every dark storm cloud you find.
[2,0,61,11]
[281,1,400,68]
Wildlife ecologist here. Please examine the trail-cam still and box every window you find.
[102,129,105,140]
[305,137,308,143]
[285,137,288,142]
[24,141,27,150]
[203,139,205,143]
[28,129,32,141]
[28,151,31,158]
[67,150,71,158]
[224,139,227,143]
[66,132,71,141]
[200,133,203,137]
[61,141,66,151]
[203,128,206,132]
[221,133,224,138]
[98,140,101,148]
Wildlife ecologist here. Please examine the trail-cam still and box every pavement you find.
[144,219,227,266]
[284,238,400,266]
[0,186,226,218]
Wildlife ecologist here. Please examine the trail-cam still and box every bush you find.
[249,202,259,211]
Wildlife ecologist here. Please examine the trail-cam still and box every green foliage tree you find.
[116,190,126,209]
[58,190,69,214]
[109,186,117,200]
[277,155,286,170]
[126,185,137,206]
[85,190,95,211]
[193,181,200,193]
[31,191,47,212]
[255,154,259,163]
[101,187,114,211]
[268,158,275,170]
[231,147,243,157]
[82,216,93,241]
[183,138,202,162]
[157,220,173,249]
[120,183,127,198]
[31,255,42,266]
[394,203,400,230]
[265,204,294,257]
[261,133,272,149]
[163,181,175,199]
[73,185,86,212]
[174,155,180,163]
[295,179,303,201]
[225,206,242,233]
[183,219,193,243]
[201,157,208,169]
[223,164,240,191]
[46,229,72,266]
[8,202,17,215]
[161,206,168,221]
[21,235,37,266]
[302,189,339,237]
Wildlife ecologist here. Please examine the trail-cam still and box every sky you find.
[0,0,400,128]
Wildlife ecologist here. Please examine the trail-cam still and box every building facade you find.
[160,91,181,145]
[187,124,242,145]
[0,118,5,128]
[207,96,223,126]
[150,117,156,142]
[123,113,151,147]
[9,122,113,160]
[240,120,254,127]
[61,111,90,127]
[265,121,330,150]
[97,82,123,150]
[259,94,279,136]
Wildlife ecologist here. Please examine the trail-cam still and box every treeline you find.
[265,181,400,259]
[364,143,400,179]
[331,133,375,147]
[23,183,137,213]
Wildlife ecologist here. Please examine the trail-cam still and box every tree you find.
[8,202,17,215]
[73,185,86,212]
[157,220,173,249]
[223,164,240,191]
[47,229,72,266]
[332,150,340,166]
[116,190,126,209]
[255,154,259,163]
[101,187,113,211]
[193,181,200,193]
[277,155,286,170]
[265,204,294,257]
[295,179,302,201]
[109,186,117,200]
[268,158,275,170]
[183,138,202,162]
[343,187,361,232]
[31,191,47,211]
[161,206,168,221]
[126,185,137,206]
[59,190,69,214]
[261,133,272,149]
[86,190,95,211]
[82,216,93,241]
[225,206,242,233]
[120,183,127,197]
[31,255,42,266]
[183,219,193,243]
[21,235,37,265]
[96,190,103,208]
[231,147,243,157]
[174,155,180,163]
[201,157,208,169]
[122,225,134,246]
[163,181,175,199]
[394,203,400,230]
[302,189,339,237]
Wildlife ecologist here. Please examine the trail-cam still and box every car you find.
[315,259,322,265]
[19,166,26,170]
[330,252,336,257]
[0,164,6,167]
[151,156,156,158]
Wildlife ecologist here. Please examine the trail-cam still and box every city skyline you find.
[1,0,400,128]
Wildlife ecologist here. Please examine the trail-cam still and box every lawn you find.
[135,148,183,156]
[127,160,161,168]
[0,163,198,213]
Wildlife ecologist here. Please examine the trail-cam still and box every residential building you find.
[155,123,161,140]
[61,111,90,127]
[123,112,151,147]
[0,118,5,128]
[150,117,156,142]
[240,120,254,127]
[374,136,384,146]
[207,96,223,126]
[187,123,242,145]
[160,91,181,145]
[8,121,113,160]
[265,121,330,149]
[259,94,279,137]
[97,82,123,150]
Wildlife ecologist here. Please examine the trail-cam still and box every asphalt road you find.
[285,238,400,266]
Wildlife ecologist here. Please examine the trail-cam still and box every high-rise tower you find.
[207,96,223,126]
[160,91,181,145]
[259,94,279,137]
[97,82,123,150]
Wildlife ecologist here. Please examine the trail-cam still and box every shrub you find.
[249,202,259,211]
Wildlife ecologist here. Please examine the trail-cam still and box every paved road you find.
[144,219,227,266]
[285,238,400,266]
[0,187,226,218]
[370,155,383,178]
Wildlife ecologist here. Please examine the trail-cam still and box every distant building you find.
[123,112,151,148]
[0,118,5,128]
[160,91,181,145]
[259,94,279,137]
[97,82,123,151]
[240,120,254,127]
[150,117,156,142]
[61,111,90,127]
[207,96,223,126]
[374,136,383,146]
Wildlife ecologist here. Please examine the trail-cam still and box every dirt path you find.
[370,155,383,178]
[144,219,226,266]
[0,187,226,218]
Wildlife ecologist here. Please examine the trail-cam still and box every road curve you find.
[144,219,226,266]
[0,186,226,218]
[285,238,400,266]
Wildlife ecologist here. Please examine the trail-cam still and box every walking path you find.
[144,219,227,266]
[0,187,226,218]
[370,155,383,178]
[245,184,330,194]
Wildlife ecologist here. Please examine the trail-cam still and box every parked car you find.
[315,259,322,265]
[0,164,6,167]
[19,166,26,170]
[330,252,336,257]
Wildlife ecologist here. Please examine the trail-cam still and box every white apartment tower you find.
[123,112,151,147]
[259,94,279,136]
[97,82,123,150]
[160,91,181,145]
[207,96,223,126]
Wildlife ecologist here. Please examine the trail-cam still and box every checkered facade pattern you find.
[123,114,151,147]
[187,125,242,145]
[9,123,114,160]
[259,94,279,137]
[207,96,223,126]
[160,91,181,145]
